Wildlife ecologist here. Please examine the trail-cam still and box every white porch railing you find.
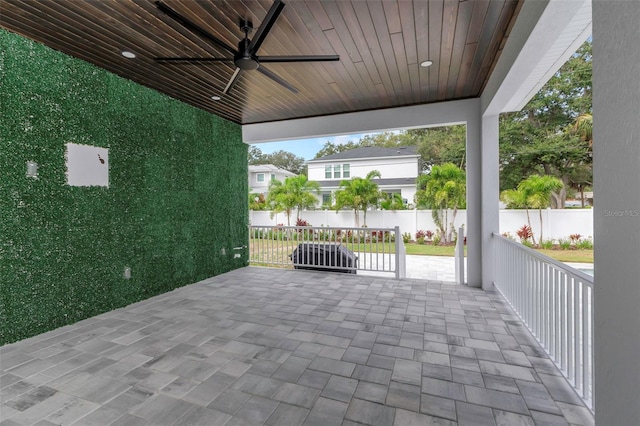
[493,233,594,410]
[249,225,406,279]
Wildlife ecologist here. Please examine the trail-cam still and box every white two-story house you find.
[248,164,296,194]
[307,146,420,207]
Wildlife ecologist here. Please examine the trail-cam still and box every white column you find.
[593,1,640,424]
[481,114,499,291]
[466,111,482,287]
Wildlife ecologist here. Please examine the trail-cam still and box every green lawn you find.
[249,238,593,264]
[405,243,593,263]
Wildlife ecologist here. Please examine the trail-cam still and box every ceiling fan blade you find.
[258,55,340,63]
[247,0,285,53]
[155,57,234,63]
[223,68,243,95]
[257,66,298,94]
[155,1,237,56]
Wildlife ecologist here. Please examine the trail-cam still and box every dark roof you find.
[316,177,416,187]
[309,146,418,162]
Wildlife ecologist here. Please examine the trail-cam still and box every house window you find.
[322,193,332,206]
[256,173,265,182]
[333,164,341,179]
[342,164,350,178]
[325,165,332,179]
[271,173,276,181]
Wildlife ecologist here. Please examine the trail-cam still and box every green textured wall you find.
[0,30,248,345]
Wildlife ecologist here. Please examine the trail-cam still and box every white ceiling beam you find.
[243,98,478,144]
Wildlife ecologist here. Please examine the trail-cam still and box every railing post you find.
[455,226,465,284]
[394,226,405,279]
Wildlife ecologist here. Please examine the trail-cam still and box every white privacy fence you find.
[493,233,594,410]
[249,225,406,279]
[249,209,594,241]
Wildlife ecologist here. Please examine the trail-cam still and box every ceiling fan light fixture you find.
[121,50,136,59]
[211,95,221,101]
[420,60,433,67]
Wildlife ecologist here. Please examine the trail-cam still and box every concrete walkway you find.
[0,267,594,426]
[396,256,593,283]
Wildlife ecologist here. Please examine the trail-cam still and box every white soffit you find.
[483,0,592,116]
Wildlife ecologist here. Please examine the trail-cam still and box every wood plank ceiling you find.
[0,0,520,125]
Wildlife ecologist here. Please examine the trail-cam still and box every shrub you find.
[577,238,593,250]
[502,232,516,241]
[416,237,425,245]
[569,233,582,244]
[402,232,411,244]
[516,224,533,242]
[425,230,434,241]
[318,229,330,241]
[540,239,555,250]
[415,230,426,240]
[522,240,534,248]
[296,218,311,227]
[558,238,572,250]
[432,235,441,246]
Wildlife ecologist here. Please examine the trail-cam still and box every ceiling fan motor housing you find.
[235,38,259,70]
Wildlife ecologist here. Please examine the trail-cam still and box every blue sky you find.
[251,132,379,161]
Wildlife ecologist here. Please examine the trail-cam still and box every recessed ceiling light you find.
[420,60,433,68]
[211,95,221,101]
[121,51,136,59]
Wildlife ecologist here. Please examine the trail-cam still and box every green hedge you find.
[0,30,248,345]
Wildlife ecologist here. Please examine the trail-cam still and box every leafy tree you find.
[568,112,593,206]
[248,145,266,164]
[501,174,564,244]
[267,175,320,225]
[334,170,382,227]
[249,191,268,210]
[499,40,592,207]
[414,163,466,243]
[314,140,363,159]
[409,125,466,170]
[266,150,306,175]
[249,146,306,174]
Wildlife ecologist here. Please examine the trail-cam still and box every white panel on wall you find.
[65,143,109,187]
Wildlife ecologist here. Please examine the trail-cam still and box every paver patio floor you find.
[0,267,594,425]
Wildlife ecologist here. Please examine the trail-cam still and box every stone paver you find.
[0,267,594,425]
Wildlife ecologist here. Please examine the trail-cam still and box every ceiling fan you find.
[154,0,340,96]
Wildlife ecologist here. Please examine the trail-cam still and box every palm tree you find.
[520,175,564,243]
[267,175,320,225]
[501,174,564,244]
[501,187,535,243]
[334,170,381,227]
[414,163,466,243]
[571,113,593,148]
[380,193,406,210]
